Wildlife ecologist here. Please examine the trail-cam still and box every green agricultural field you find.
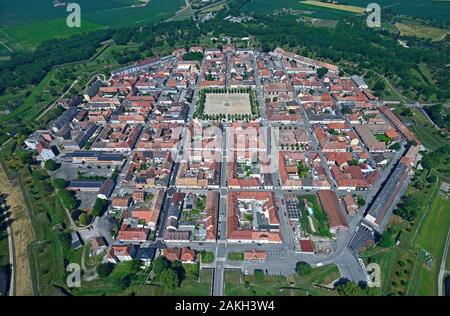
[300,1,366,14]
[0,0,185,50]
[242,0,450,21]
[242,0,357,19]
[0,0,67,27]
[0,0,155,27]
[242,0,301,13]
[304,18,339,28]
[82,0,185,27]
[2,18,103,50]
[344,0,450,21]
[395,21,450,41]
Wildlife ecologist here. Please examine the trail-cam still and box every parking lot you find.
[76,191,99,210]
[265,251,287,261]
[285,199,300,220]
[53,162,114,180]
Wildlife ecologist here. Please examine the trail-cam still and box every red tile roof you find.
[299,239,314,253]
[163,248,182,261]
[244,250,267,261]
[180,248,196,262]
[317,191,348,231]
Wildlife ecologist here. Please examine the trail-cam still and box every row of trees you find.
[423,104,450,130]
[248,89,259,117]
[57,188,78,211]
[183,52,204,62]
[91,198,108,217]
[3,0,449,104]
[200,3,450,102]
[335,279,378,296]
[96,260,142,290]
[194,86,260,120]
[280,143,305,151]
[393,144,449,222]
[0,30,114,94]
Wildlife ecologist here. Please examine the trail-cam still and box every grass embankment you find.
[361,158,450,295]
[393,107,447,151]
[0,55,111,144]
[0,161,37,296]
[0,145,81,296]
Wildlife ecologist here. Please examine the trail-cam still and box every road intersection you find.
[103,50,412,296]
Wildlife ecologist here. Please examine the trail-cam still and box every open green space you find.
[297,194,331,238]
[0,69,58,125]
[200,251,215,264]
[300,1,366,14]
[395,21,450,41]
[361,142,450,296]
[0,52,112,144]
[227,252,244,261]
[224,264,340,296]
[375,133,392,145]
[344,0,450,21]
[1,18,103,50]
[408,194,450,295]
[393,107,447,151]
[446,242,450,272]
[0,0,185,49]
[242,0,357,19]
[73,265,212,296]
[0,0,184,28]
[0,150,79,296]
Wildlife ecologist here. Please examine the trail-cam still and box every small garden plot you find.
[297,195,331,238]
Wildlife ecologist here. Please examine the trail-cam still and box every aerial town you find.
[23,45,421,296]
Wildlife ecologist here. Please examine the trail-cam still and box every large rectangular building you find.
[227,191,282,243]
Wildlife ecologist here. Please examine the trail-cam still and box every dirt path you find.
[0,166,35,295]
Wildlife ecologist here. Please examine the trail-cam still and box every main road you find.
[146,51,408,295]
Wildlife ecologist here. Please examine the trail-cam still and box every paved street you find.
[95,50,413,296]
